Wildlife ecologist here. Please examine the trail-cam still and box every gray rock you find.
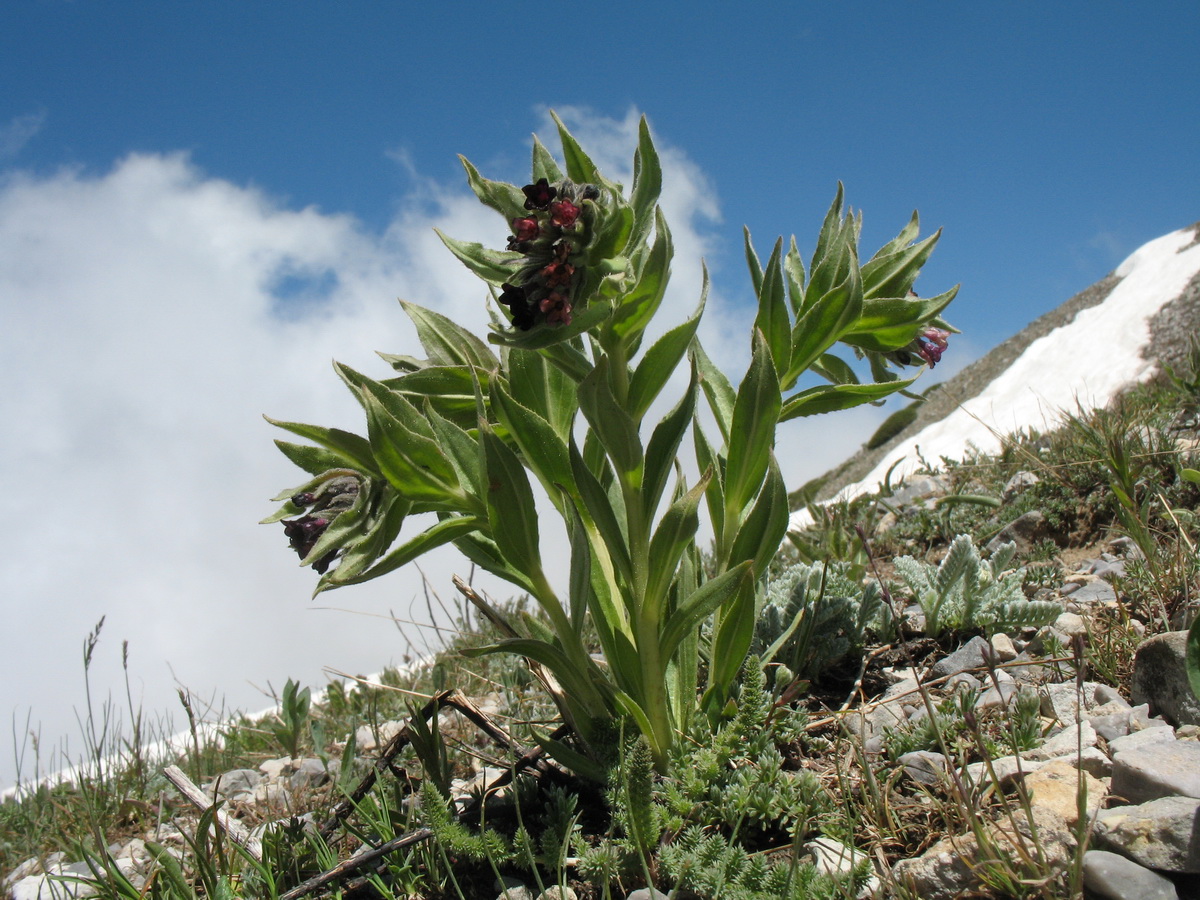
[1067,579,1119,605]
[1107,726,1176,756]
[975,681,1021,712]
[1040,681,1098,724]
[989,632,1018,661]
[1094,684,1130,708]
[1026,720,1097,760]
[1082,849,1180,899]
[624,890,669,900]
[536,888,577,900]
[1112,741,1200,804]
[1001,471,1040,500]
[207,768,262,798]
[289,757,331,791]
[898,751,950,785]
[931,635,993,679]
[890,476,947,506]
[1091,708,1135,742]
[985,510,1048,554]
[946,672,982,693]
[1093,796,1200,873]
[1132,631,1200,727]
[892,808,1074,900]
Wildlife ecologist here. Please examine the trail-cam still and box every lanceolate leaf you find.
[690,338,736,444]
[399,300,499,371]
[743,226,765,297]
[336,514,482,586]
[551,110,602,186]
[491,379,575,508]
[273,440,358,477]
[779,376,918,421]
[727,454,789,578]
[861,227,940,300]
[458,155,527,221]
[611,208,671,341]
[530,135,564,183]
[783,236,807,316]
[265,418,379,476]
[642,365,698,524]
[628,116,662,251]
[785,257,863,388]
[570,440,634,588]
[644,471,711,618]
[628,286,704,421]
[481,424,543,582]
[435,231,521,286]
[754,238,791,381]
[579,360,643,480]
[659,562,754,664]
[723,331,782,515]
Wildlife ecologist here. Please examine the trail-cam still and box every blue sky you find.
[1,2,1198,787]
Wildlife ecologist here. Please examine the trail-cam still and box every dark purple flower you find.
[291,491,316,508]
[521,178,557,210]
[283,515,329,563]
[549,199,580,229]
[498,282,536,330]
[541,259,575,289]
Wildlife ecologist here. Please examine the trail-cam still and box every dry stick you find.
[317,689,450,839]
[162,764,263,861]
[278,829,435,900]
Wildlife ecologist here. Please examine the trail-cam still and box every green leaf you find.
[783,235,807,316]
[384,365,488,427]
[550,110,601,185]
[336,515,482,586]
[570,440,633,587]
[780,376,918,421]
[1181,468,1200,485]
[531,135,564,183]
[273,439,357,476]
[461,637,605,722]
[480,424,543,582]
[811,352,861,385]
[705,574,758,710]
[627,285,704,421]
[743,226,765,297]
[611,208,672,341]
[861,227,940,300]
[491,379,575,507]
[690,338,736,444]
[754,237,791,380]
[265,417,379,476]
[659,561,754,664]
[453,531,538,597]
[425,405,486,502]
[642,364,698,523]
[435,230,521,286]
[723,330,782,515]
[628,116,662,251]
[785,255,863,388]
[727,454,789,578]
[644,471,711,618]
[359,389,458,502]
[1187,614,1200,704]
[505,346,579,440]
[488,301,613,351]
[399,300,499,371]
[693,418,726,549]
[458,155,527,221]
[840,286,959,351]
[578,359,643,479]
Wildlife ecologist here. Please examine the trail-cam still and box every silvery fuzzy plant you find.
[893,534,1060,639]
[753,561,893,685]
[262,113,958,771]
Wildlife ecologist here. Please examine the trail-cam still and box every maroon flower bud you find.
[282,514,331,564]
[549,199,580,229]
[581,184,600,201]
[521,178,557,210]
[541,260,575,288]
[291,491,315,508]
[540,292,572,325]
[510,216,539,242]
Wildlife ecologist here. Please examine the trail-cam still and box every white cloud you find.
[0,111,46,161]
[0,111,744,788]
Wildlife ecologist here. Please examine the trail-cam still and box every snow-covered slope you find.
[791,224,1200,531]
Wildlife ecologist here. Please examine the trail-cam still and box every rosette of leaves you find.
[752,561,892,683]
[893,534,1061,638]
[263,112,960,771]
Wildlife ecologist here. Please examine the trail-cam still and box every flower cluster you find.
[280,476,360,574]
[498,177,599,330]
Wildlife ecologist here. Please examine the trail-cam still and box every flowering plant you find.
[263,114,956,770]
